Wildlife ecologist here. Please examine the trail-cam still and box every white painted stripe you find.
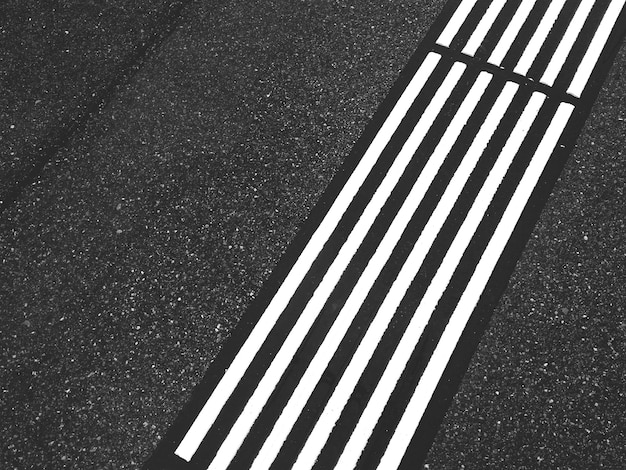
[378,102,574,470]
[250,72,493,470]
[514,0,567,76]
[295,81,520,470]
[437,0,480,47]
[568,0,626,97]
[462,0,508,57]
[173,52,441,461]
[488,0,539,66]
[334,86,541,470]
[203,62,467,470]
[541,0,597,87]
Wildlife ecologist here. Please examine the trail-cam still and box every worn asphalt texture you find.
[0,0,187,210]
[1,1,624,469]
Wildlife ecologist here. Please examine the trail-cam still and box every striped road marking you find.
[146,1,626,469]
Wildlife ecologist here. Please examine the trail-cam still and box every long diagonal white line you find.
[334,88,545,470]
[437,0,480,47]
[249,72,493,470]
[204,62,468,470]
[377,102,574,470]
[488,0,539,66]
[541,0,596,87]
[174,52,441,461]
[568,0,626,97]
[166,0,626,462]
[462,0,507,57]
[514,0,567,76]
[293,81,521,470]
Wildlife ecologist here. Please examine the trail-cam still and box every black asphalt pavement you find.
[0,0,188,210]
[1,1,624,469]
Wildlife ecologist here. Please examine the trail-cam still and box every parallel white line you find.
[294,81,520,470]
[541,0,596,87]
[377,102,574,470]
[250,72,493,470]
[335,86,540,470]
[488,0,539,66]
[437,0,480,47]
[514,0,567,77]
[568,0,626,97]
[204,62,467,470]
[462,0,508,57]
[174,52,441,461]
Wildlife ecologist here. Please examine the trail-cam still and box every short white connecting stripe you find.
[377,102,574,469]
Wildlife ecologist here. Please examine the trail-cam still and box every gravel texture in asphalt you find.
[1,0,624,469]
[0,0,188,208]
[425,42,626,469]
[1,1,445,468]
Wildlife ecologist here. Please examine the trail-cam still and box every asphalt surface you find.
[0,0,188,210]
[1,0,624,469]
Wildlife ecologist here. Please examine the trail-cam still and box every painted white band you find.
[335,85,544,470]
[462,0,507,57]
[377,102,574,470]
[437,0,480,47]
[297,80,521,470]
[251,71,492,470]
[514,0,567,76]
[488,0,539,66]
[204,60,466,470]
[541,1,596,87]
[568,0,626,97]
[174,52,442,462]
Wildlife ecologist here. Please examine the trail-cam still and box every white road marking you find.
[488,0,539,66]
[333,85,543,470]
[541,1,596,87]
[568,0,626,97]
[295,81,520,470]
[168,0,626,465]
[250,72,492,470]
[462,0,507,57]
[437,0,480,47]
[514,0,568,76]
[377,102,574,470]
[204,62,467,470]
[174,52,441,462]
